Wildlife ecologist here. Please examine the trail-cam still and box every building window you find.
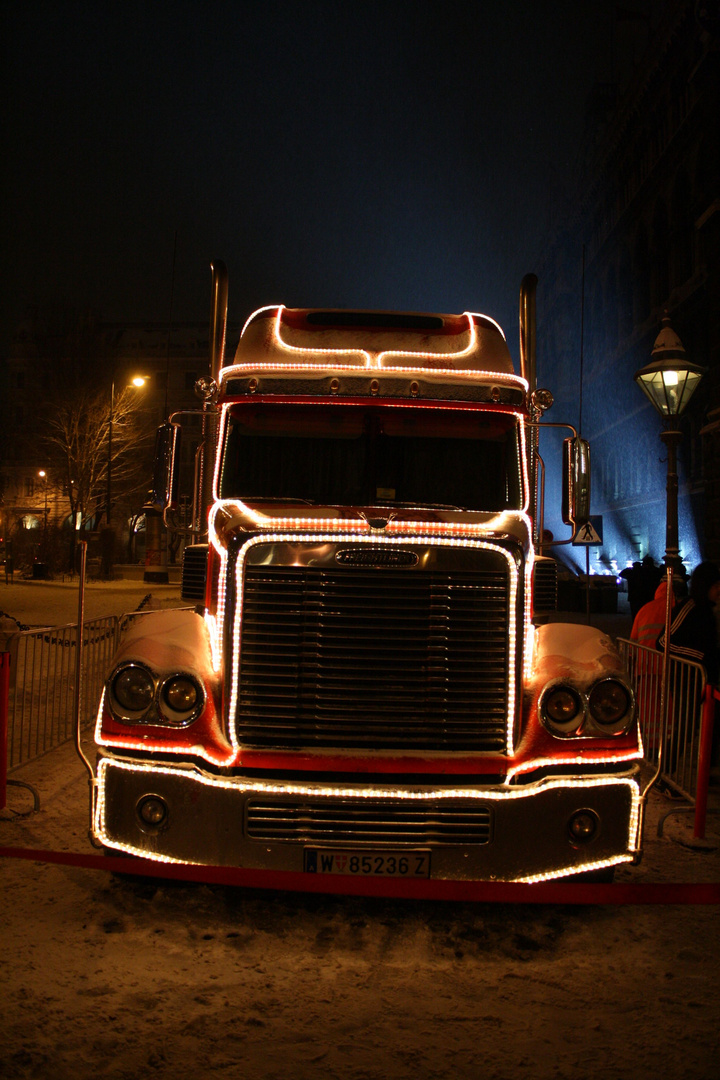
[24,478,34,498]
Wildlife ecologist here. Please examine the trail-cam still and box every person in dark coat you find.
[638,555,663,610]
[657,561,720,685]
[620,561,644,618]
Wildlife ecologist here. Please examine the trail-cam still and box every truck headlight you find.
[111,664,155,718]
[587,679,633,734]
[159,674,204,725]
[539,682,585,736]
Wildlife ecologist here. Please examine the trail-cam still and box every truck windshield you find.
[219,403,523,511]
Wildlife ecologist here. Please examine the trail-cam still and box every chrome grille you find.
[246,798,492,845]
[235,553,511,751]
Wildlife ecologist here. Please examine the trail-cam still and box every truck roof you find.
[234,306,517,373]
[221,305,527,406]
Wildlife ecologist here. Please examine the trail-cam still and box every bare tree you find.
[43,384,154,534]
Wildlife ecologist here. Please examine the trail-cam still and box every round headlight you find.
[162,676,199,712]
[588,679,632,731]
[540,683,584,736]
[112,665,155,713]
[159,675,203,724]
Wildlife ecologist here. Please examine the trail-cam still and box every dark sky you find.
[2,0,621,364]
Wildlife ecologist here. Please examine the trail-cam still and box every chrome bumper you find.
[95,755,641,883]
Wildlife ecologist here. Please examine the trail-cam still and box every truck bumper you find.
[94,755,641,885]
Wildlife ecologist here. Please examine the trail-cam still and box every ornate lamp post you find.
[634,315,706,571]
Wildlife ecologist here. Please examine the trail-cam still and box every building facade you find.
[537,0,719,574]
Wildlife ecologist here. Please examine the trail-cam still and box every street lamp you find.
[38,469,48,561]
[634,314,706,570]
[107,376,148,527]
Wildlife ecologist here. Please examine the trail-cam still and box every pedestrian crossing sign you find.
[572,515,603,545]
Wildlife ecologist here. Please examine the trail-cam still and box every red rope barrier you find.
[0,653,10,812]
[1,845,718,904]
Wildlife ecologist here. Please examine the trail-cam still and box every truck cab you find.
[92,274,641,890]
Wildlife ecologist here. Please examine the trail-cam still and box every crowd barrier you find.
[1,616,118,774]
[618,637,716,839]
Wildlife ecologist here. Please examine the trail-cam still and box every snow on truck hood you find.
[529,622,625,692]
[112,609,216,683]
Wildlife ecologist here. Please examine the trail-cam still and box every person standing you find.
[631,578,681,754]
[657,561,720,685]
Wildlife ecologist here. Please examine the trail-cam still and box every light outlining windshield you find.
[218,402,523,513]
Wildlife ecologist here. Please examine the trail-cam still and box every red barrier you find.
[1,846,718,904]
[0,653,10,811]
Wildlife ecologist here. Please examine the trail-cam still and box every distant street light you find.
[107,375,148,527]
[38,469,48,559]
[634,315,706,571]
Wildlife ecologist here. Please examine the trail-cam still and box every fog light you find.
[137,795,168,829]
[568,809,599,844]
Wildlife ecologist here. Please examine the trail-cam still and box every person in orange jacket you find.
[630,576,684,756]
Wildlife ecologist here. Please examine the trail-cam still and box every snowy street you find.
[2,737,719,1080]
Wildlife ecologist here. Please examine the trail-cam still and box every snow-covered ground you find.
[1,582,719,1079]
[2,740,720,1080]
[0,578,185,629]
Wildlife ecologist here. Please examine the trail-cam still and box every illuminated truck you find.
[92,266,642,889]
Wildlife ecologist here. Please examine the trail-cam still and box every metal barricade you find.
[618,638,714,835]
[4,616,119,769]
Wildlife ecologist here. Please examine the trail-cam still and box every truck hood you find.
[209,499,533,551]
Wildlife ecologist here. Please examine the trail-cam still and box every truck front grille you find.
[233,553,511,752]
[246,798,492,845]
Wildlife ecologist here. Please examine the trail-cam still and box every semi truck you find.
[91,265,642,890]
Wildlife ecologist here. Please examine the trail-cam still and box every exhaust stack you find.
[196,261,228,535]
[209,260,229,382]
[519,274,539,543]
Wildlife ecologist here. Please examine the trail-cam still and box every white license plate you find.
[303,849,431,878]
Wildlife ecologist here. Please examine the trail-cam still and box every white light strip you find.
[226,533,519,756]
[515,854,635,884]
[506,750,643,782]
[94,758,641,878]
[240,304,283,339]
[219,305,529,390]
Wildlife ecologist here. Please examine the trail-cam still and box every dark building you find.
[537,0,719,574]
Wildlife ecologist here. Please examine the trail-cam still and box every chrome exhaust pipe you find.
[209,260,228,382]
[519,273,537,394]
[520,274,539,543]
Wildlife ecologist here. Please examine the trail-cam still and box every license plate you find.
[303,849,431,878]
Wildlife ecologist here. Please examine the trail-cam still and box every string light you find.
[225,532,520,756]
[220,305,529,389]
[95,757,641,878]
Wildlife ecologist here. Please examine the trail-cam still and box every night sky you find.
[3,0,619,363]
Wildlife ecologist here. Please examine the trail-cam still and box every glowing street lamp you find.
[107,376,148,527]
[634,315,706,570]
[38,469,48,558]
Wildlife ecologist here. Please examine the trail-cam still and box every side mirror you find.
[148,422,181,514]
[562,436,591,528]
